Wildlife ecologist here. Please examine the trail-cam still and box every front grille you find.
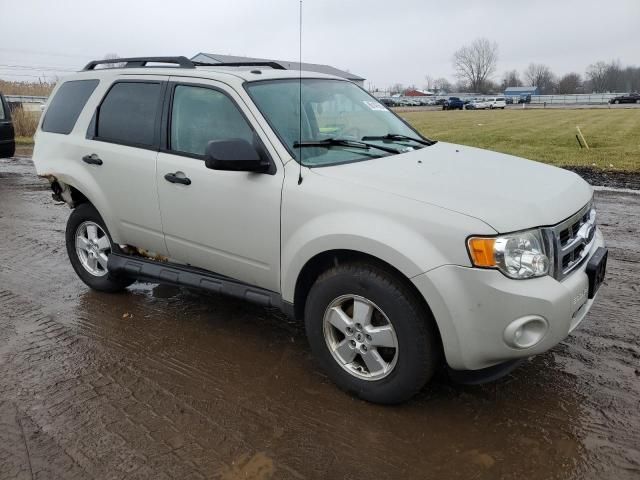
[543,201,596,281]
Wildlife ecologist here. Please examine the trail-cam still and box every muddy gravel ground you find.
[1,155,639,480]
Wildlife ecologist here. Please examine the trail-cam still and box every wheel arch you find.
[290,249,443,347]
[42,173,123,243]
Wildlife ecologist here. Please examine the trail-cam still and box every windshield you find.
[245,79,431,166]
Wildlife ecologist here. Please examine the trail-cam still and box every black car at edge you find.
[609,92,640,104]
[0,93,16,158]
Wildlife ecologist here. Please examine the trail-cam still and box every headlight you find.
[467,229,550,279]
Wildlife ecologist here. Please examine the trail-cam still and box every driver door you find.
[156,79,283,292]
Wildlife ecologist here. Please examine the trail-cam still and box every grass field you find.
[400,109,640,172]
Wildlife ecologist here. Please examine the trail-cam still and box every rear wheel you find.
[305,262,440,404]
[636,99,640,104]
[65,203,133,292]
[615,100,620,104]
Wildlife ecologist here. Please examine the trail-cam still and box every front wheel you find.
[65,203,134,292]
[615,100,620,104]
[305,263,440,404]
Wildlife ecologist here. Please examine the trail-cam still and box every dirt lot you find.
[1,155,639,480]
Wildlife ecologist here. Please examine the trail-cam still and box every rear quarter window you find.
[41,79,99,134]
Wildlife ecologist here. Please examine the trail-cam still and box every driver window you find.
[170,85,254,156]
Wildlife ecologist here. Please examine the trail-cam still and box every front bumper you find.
[412,227,605,371]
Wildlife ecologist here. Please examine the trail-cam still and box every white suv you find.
[33,57,607,404]
[486,97,507,109]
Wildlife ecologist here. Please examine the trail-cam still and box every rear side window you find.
[0,98,5,120]
[41,80,99,134]
[96,82,162,147]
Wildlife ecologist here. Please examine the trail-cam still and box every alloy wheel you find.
[323,294,399,381]
[75,221,111,277]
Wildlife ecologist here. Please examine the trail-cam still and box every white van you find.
[487,97,506,109]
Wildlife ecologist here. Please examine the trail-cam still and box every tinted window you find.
[97,82,162,146]
[0,98,5,120]
[41,79,99,134]
[170,85,253,156]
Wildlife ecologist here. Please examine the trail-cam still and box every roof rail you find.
[192,61,287,70]
[82,56,195,71]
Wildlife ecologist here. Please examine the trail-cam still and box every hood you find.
[312,142,593,233]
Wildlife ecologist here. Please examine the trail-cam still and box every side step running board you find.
[107,253,286,310]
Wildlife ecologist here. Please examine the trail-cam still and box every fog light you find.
[504,315,548,349]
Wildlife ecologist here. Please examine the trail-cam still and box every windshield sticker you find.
[362,101,387,111]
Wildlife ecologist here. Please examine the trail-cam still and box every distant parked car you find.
[418,98,435,106]
[505,97,514,105]
[443,97,464,110]
[434,98,447,106]
[609,93,640,104]
[465,98,488,110]
[0,93,16,159]
[486,97,506,109]
[518,94,531,104]
[379,98,398,107]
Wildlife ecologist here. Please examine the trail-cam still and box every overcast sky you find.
[1,0,638,89]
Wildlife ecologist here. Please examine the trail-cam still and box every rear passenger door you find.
[155,79,283,292]
[0,93,15,159]
[83,76,169,255]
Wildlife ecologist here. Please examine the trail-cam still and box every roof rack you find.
[82,56,195,71]
[192,61,286,70]
[82,56,288,72]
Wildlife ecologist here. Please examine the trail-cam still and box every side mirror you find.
[204,139,269,172]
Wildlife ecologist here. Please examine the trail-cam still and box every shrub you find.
[11,107,40,138]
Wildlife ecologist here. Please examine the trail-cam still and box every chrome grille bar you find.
[543,201,596,281]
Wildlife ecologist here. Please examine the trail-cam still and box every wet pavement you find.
[1,155,639,480]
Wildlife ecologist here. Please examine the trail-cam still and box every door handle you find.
[82,154,103,165]
[164,172,191,186]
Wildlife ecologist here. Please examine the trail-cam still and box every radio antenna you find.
[297,0,303,185]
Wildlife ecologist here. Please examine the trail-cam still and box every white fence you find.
[375,92,626,105]
[528,93,621,105]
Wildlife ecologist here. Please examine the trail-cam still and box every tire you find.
[304,262,440,404]
[636,99,640,104]
[615,100,620,104]
[65,203,134,292]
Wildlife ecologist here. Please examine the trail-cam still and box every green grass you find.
[400,109,640,172]
[15,136,34,145]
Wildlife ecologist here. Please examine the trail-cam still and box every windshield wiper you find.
[361,133,435,146]
[293,138,401,154]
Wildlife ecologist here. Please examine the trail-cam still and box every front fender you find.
[281,211,450,303]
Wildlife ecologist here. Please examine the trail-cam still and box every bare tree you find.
[452,38,498,93]
[604,60,624,92]
[585,61,609,92]
[556,73,582,94]
[524,63,556,94]
[389,83,404,95]
[433,77,452,93]
[423,75,434,91]
[102,53,127,68]
[500,70,522,91]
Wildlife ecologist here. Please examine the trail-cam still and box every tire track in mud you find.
[1,157,639,479]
